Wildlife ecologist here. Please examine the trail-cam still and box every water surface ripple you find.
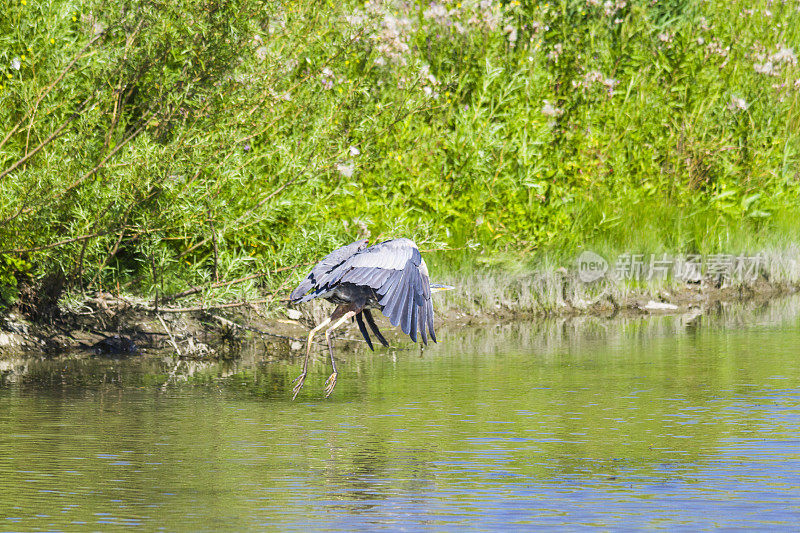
[1,298,800,530]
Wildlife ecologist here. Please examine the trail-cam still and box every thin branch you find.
[209,211,219,282]
[56,108,156,200]
[174,167,309,260]
[207,313,333,346]
[90,221,129,289]
[0,97,92,182]
[0,33,104,152]
[0,225,166,255]
[1,111,154,226]
[240,27,367,142]
[137,298,272,313]
[0,124,20,152]
[157,313,182,356]
[0,231,113,254]
[161,262,313,303]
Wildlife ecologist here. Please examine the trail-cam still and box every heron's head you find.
[430,283,455,293]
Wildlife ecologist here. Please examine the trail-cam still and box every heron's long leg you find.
[291,316,331,400]
[323,310,357,398]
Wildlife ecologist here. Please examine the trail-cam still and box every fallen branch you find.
[161,272,268,303]
[208,313,310,343]
[207,313,367,347]
[136,298,273,313]
[160,262,313,303]
[157,313,182,356]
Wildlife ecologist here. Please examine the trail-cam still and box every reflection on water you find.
[1,296,800,529]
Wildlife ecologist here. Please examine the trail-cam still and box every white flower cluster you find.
[321,67,335,90]
[541,100,564,118]
[423,3,451,26]
[504,24,518,45]
[753,46,797,77]
[586,0,627,19]
[419,64,440,98]
[771,47,797,65]
[467,1,504,33]
[572,70,619,95]
[421,0,506,33]
[374,14,413,66]
[547,43,563,62]
[337,146,361,178]
[727,96,748,113]
[343,0,514,67]
[705,37,731,57]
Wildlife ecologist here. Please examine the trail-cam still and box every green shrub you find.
[1,0,798,307]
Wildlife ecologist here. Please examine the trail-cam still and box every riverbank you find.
[1,260,797,358]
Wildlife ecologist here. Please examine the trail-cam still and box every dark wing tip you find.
[355,312,374,351]
[289,280,311,302]
[364,309,389,347]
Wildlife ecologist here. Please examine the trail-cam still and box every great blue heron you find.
[289,238,452,399]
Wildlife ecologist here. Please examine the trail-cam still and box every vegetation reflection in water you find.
[1,297,800,530]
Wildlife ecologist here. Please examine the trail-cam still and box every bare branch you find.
[136,298,274,313]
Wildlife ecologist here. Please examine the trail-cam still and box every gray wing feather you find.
[290,239,369,302]
[399,273,414,335]
[362,240,435,344]
[346,240,413,270]
[294,238,437,344]
[408,292,418,342]
[417,304,427,344]
[380,267,407,324]
[427,300,436,343]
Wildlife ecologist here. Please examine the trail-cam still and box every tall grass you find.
[0,0,798,312]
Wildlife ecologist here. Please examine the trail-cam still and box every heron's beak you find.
[430,283,455,293]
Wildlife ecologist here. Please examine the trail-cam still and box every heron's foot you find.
[291,372,307,400]
[324,372,338,398]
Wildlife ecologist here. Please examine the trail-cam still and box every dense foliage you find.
[1,0,798,309]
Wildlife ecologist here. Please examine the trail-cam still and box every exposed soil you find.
[0,278,797,358]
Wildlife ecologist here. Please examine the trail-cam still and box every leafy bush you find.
[1,0,798,309]
[0,254,31,309]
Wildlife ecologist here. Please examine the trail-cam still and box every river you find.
[2,297,800,530]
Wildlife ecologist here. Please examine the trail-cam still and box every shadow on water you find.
[1,295,800,529]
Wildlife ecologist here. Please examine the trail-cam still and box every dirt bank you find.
[1,275,797,358]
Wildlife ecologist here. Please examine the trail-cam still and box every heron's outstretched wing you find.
[290,239,369,303]
[337,238,436,344]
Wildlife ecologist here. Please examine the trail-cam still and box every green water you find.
[2,299,800,530]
